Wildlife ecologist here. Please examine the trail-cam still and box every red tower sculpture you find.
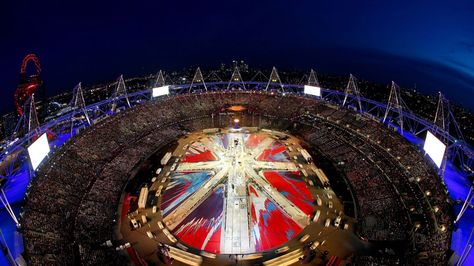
[14,54,43,115]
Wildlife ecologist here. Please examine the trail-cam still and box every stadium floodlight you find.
[152,85,170,97]
[304,85,321,97]
[423,131,446,168]
[27,133,50,170]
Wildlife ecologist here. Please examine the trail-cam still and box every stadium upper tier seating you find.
[21,91,452,265]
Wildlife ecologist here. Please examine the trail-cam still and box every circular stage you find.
[160,129,315,254]
[120,127,361,264]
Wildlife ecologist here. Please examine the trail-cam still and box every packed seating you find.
[21,91,452,265]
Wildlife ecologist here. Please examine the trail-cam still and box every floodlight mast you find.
[0,228,17,266]
[27,94,40,136]
[110,75,131,112]
[70,82,91,136]
[0,179,20,227]
[250,71,268,82]
[432,92,451,177]
[455,185,474,225]
[206,70,223,82]
[227,66,246,90]
[189,67,207,92]
[307,69,320,87]
[265,66,284,92]
[458,218,474,266]
[383,81,405,133]
[433,91,474,225]
[154,70,166,87]
[342,74,363,112]
[13,94,40,139]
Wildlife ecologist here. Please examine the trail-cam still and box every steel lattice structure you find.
[1,75,473,265]
[2,80,474,180]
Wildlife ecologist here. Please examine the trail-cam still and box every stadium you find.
[0,65,473,266]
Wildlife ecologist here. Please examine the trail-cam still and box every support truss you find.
[250,71,268,82]
[307,69,321,87]
[383,81,407,133]
[434,92,448,131]
[165,73,175,85]
[154,70,166,87]
[342,74,363,111]
[111,75,131,113]
[26,94,40,136]
[297,74,308,85]
[265,67,284,92]
[13,94,40,138]
[189,67,207,92]
[456,226,474,266]
[227,66,246,90]
[0,228,17,266]
[455,185,474,224]
[0,187,19,227]
[206,71,222,82]
[434,92,465,143]
[433,92,451,177]
[434,92,472,220]
[70,83,91,136]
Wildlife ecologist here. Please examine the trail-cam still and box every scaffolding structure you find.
[206,71,223,82]
[265,67,284,92]
[110,75,131,112]
[383,81,408,133]
[307,69,320,87]
[227,66,246,90]
[342,74,362,112]
[154,70,166,87]
[0,73,473,265]
[69,83,91,136]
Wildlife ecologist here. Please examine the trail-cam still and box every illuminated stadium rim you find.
[1,81,473,177]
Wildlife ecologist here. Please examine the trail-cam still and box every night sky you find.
[1,0,473,114]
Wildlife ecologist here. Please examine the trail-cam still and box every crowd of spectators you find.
[21,91,452,265]
[287,98,452,265]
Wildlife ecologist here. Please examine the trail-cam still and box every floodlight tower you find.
[432,92,452,178]
[342,74,363,111]
[433,92,474,224]
[206,71,223,82]
[189,67,207,92]
[456,226,474,266]
[0,178,20,227]
[154,70,166,88]
[0,227,17,266]
[13,94,40,138]
[69,83,91,136]
[110,75,131,113]
[383,81,406,133]
[265,67,284,92]
[250,71,268,82]
[307,69,320,87]
[227,66,245,90]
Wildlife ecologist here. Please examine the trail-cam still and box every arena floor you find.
[119,128,371,265]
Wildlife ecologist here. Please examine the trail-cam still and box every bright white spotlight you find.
[27,133,50,170]
[152,85,170,97]
[423,131,446,168]
[304,85,321,96]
